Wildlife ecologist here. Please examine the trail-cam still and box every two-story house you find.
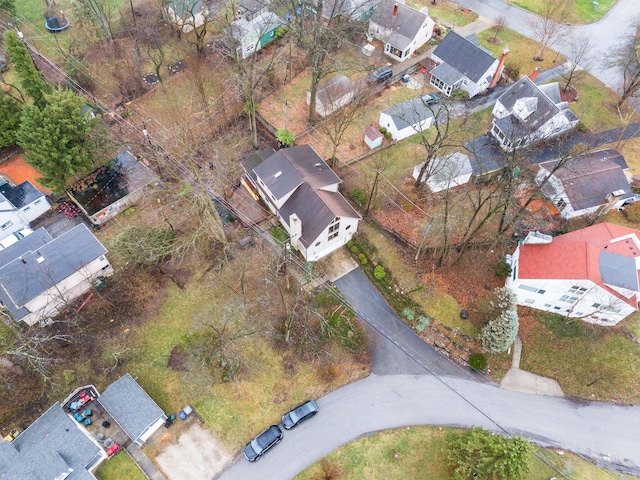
[242,145,361,261]
[506,223,640,325]
[227,11,285,59]
[490,76,579,151]
[368,0,435,62]
[429,31,504,98]
[0,180,51,241]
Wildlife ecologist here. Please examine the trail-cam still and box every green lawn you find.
[295,426,634,480]
[96,450,146,480]
[506,0,617,24]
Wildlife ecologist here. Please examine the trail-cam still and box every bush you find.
[469,353,487,371]
[379,126,387,134]
[276,128,295,147]
[350,188,367,206]
[480,288,519,353]
[494,258,512,278]
[451,89,469,99]
[373,265,386,279]
[358,253,368,265]
[346,240,354,248]
[384,131,392,140]
[623,201,640,223]
[504,61,520,80]
[350,245,360,254]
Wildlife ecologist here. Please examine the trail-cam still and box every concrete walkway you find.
[125,443,167,480]
[501,336,564,397]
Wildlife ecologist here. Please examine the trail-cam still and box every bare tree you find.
[561,33,595,92]
[608,21,640,108]
[529,1,570,60]
[489,15,506,44]
[76,0,115,42]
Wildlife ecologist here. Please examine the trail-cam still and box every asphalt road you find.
[215,375,640,480]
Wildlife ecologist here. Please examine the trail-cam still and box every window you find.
[559,295,577,304]
[315,241,321,247]
[554,306,561,310]
[328,218,340,241]
[592,303,601,308]
[345,225,351,230]
[606,305,622,314]
[34,199,42,205]
[518,285,545,294]
[524,298,535,304]
[246,43,255,52]
[568,286,587,295]
[575,312,583,316]
[22,206,31,212]
[0,221,12,230]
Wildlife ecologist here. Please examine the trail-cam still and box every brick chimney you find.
[529,67,541,83]
[392,3,399,17]
[488,47,509,89]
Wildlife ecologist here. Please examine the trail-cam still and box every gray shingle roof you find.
[98,374,166,443]
[432,31,497,83]
[496,76,561,131]
[539,149,633,211]
[0,403,103,480]
[0,227,53,268]
[0,181,44,209]
[0,224,107,321]
[382,96,436,131]
[315,75,352,105]
[371,0,429,50]
[600,251,639,291]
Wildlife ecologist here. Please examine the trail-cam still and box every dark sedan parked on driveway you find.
[282,400,319,430]
[243,425,284,462]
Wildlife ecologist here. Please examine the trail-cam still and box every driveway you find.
[215,374,640,480]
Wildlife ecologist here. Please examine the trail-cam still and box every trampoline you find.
[43,0,69,32]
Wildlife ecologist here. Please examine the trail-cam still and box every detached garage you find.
[379,95,436,141]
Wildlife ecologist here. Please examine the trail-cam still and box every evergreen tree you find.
[0,92,22,148]
[480,287,519,353]
[3,31,51,108]
[0,0,16,16]
[446,427,534,480]
[17,87,97,192]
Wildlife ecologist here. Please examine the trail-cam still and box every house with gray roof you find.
[490,76,579,151]
[429,31,502,98]
[0,180,50,242]
[98,374,167,445]
[0,224,113,326]
[307,75,363,117]
[164,0,209,33]
[0,402,106,480]
[368,0,435,62]
[413,152,473,192]
[536,148,634,219]
[241,145,361,261]
[379,94,438,141]
[227,11,284,59]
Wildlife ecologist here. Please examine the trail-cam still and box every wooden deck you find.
[227,184,269,226]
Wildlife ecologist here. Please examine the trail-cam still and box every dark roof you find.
[382,96,436,131]
[0,403,103,480]
[68,150,156,217]
[0,224,107,321]
[0,227,53,268]
[599,251,639,291]
[371,0,429,50]
[98,374,166,443]
[0,181,44,209]
[539,149,633,211]
[241,149,276,183]
[432,31,497,83]
[496,77,561,132]
[253,146,342,201]
[279,182,360,247]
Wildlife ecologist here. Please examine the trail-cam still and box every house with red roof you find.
[506,223,640,325]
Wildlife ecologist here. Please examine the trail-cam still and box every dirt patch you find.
[155,423,232,480]
[167,346,189,372]
[560,85,578,103]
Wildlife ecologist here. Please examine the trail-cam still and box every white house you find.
[429,32,504,98]
[490,76,579,151]
[307,75,359,118]
[0,224,114,326]
[0,180,51,241]
[164,0,209,33]
[506,223,640,326]
[413,152,473,192]
[379,95,438,141]
[368,0,435,62]
[536,148,634,219]
[228,11,284,59]
[241,145,361,262]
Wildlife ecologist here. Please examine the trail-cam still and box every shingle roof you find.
[496,76,561,131]
[432,31,497,83]
[371,0,429,50]
[382,96,436,131]
[0,181,44,209]
[315,75,353,105]
[539,149,633,211]
[98,374,166,443]
[0,403,103,480]
[0,224,107,321]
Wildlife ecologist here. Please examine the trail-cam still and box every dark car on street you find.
[281,399,319,430]
[368,66,393,83]
[243,425,284,462]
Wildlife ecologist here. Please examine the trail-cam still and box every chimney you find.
[392,4,399,17]
[488,47,509,89]
[289,213,302,247]
[529,66,541,83]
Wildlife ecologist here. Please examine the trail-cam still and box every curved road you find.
[217,375,640,480]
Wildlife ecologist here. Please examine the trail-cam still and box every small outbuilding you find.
[413,152,473,192]
[364,125,383,149]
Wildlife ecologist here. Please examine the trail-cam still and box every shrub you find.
[384,131,392,140]
[358,253,368,265]
[350,245,360,254]
[373,265,386,279]
[623,201,640,223]
[504,61,520,80]
[379,126,387,134]
[350,188,367,206]
[480,287,519,353]
[346,240,354,248]
[469,353,487,371]
[416,315,431,332]
[276,128,295,147]
[494,258,512,277]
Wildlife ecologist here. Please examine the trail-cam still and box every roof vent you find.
[612,189,626,196]
[37,256,45,264]
[314,163,322,167]
[274,171,282,179]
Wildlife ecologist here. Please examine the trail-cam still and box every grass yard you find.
[96,450,146,480]
[519,310,640,403]
[506,0,617,24]
[295,426,634,480]
[410,0,479,27]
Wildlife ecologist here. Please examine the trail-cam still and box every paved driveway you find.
[215,374,640,480]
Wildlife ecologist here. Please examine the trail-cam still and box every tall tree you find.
[528,1,570,60]
[561,33,595,93]
[3,31,51,108]
[446,427,534,480]
[0,0,15,16]
[0,92,22,148]
[479,287,519,354]
[608,21,640,108]
[76,0,115,42]
[17,88,98,192]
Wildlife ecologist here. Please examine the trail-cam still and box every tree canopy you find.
[16,87,98,191]
[0,92,22,148]
[445,427,535,480]
[3,31,51,108]
[480,287,519,353]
